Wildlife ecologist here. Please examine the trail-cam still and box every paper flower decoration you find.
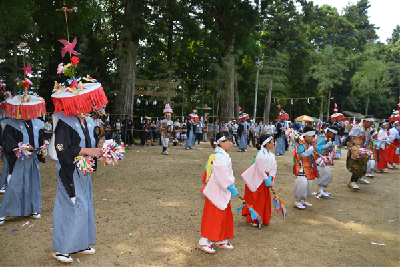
[58,37,81,58]
[22,81,30,88]
[57,63,64,74]
[277,104,281,109]
[71,56,79,66]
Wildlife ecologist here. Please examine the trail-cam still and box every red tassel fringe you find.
[52,86,109,116]
[4,101,46,120]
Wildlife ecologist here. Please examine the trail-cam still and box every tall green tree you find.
[309,45,346,120]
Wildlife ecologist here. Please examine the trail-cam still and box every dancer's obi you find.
[201,148,235,210]
[293,141,318,180]
[241,150,277,192]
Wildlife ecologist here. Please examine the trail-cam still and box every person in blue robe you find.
[239,121,247,151]
[186,120,196,149]
[50,112,102,263]
[275,120,287,155]
[0,119,46,225]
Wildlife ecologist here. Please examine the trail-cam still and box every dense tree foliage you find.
[0,0,398,122]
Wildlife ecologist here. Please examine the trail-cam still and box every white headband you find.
[327,128,338,134]
[382,122,389,126]
[304,131,316,136]
[364,118,374,122]
[261,136,274,148]
[214,136,226,145]
[393,121,399,125]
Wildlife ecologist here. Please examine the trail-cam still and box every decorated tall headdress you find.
[277,110,289,121]
[163,103,173,114]
[51,7,108,117]
[3,62,46,120]
[331,112,345,122]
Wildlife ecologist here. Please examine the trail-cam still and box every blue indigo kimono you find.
[51,113,98,254]
[0,119,45,217]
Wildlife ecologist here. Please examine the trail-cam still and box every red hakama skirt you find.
[242,183,272,225]
[201,197,234,241]
[377,149,388,170]
[386,140,400,163]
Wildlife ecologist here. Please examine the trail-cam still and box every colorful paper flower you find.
[71,56,79,66]
[22,81,30,87]
[57,63,64,74]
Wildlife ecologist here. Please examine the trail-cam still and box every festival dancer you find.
[238,118,247,152]
[365,129,379,179]
[0,87,47,225]
[293,126,318,209]
[346,115,375,190]
[198,131,238,253]
[161,104,173,154]
[186,118,196,150]
[49,35,109,262]
[241,134,277,226]
[314,125,339,199]
[275,111,289,155]
[332,120,344,158]
[376,122,389,172]
[386,121,400,169]
[0,123,9,193]
[49,83,107,263]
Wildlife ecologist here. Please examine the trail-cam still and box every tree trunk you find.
[264,79,273,123]
[319,96,324,121]
[167,19,173,66]
[234,72,239,120]
[365,92,369,115]
[219,44,235,121]
[253,63,260,121]
[326,88,332,122]
[114,0,139,115]
[13,40,18,93]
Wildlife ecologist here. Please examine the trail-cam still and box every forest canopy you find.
[0,0,398,122]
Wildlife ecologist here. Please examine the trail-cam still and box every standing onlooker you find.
[113,118,122,144]
[293,119,301,132]
[220,122,227,132]
[181,122,187,144]
[44,117,53,140]
[214,119,220,137]
[151,120,156,142]
[156,120,161,142]
[248,119,256,146]
[203,121,209,142]
[195,121,203,144]
[122,115,134,146]
[145,118,154,146]
[232,119,239,146]
[265,121,276,145]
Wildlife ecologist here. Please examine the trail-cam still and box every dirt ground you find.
[0,140,399,267]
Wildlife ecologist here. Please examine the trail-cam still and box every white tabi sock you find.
[71,197,76,204]
[199,237,209,245]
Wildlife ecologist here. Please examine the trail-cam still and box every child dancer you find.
[314,126,338,198]
[293,126,318,209]
[199,132,238,253]
[241,134,277,226]
[386,121,400,169]
[376,122,389,172]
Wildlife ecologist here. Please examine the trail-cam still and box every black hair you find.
[210,131,232,149]
[364,115,374,119]
[303,125,314,133]
[256,134,273,150]
[328,125,339,133]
